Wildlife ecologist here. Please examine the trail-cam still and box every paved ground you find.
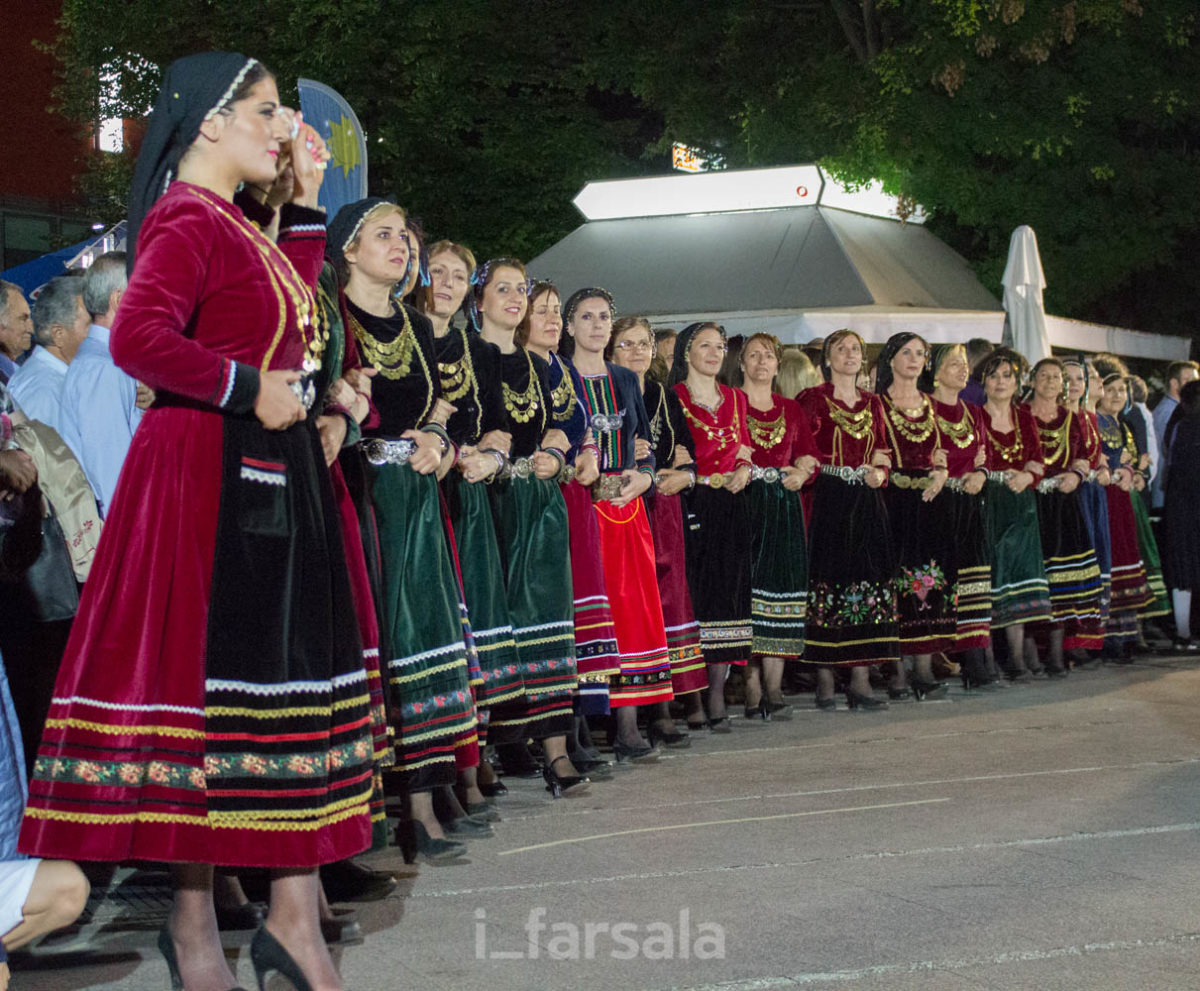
[12,650,1200,990]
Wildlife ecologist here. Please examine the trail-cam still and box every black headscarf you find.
[874,331,927,397]
[326,197,397,275]
[918,342,963,394]
[126,52,259,275]
[669,321,723,387]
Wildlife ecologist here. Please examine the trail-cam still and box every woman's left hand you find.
[531,451,561,480]
[403,428,443,475]
[609,469,652,507]
[780,466,806,491]
[634,438,652,461]
[655,468,692,496]
[922,468,948,502]
[575,449,600,486]
[726,463,752,494]
[1057,471,1081,494]
[316,414,347,467]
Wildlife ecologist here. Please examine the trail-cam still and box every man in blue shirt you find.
[0,281,33,414]
[1151,359,1199,513]
[60,252,141,516]
[7,277,88,440]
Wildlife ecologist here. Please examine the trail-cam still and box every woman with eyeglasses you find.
[797,330,897,710]
[1026,357,1105,674]
[519,281,618,761]
[20,54,368,990]
[923,343,995,689]
[979,348,1052,681]
[737,333,819,719]
[875,332,957,700]
[672,322,754,729]
[559,289,672,761]
[608,315,709,739]
[470,260,586,796]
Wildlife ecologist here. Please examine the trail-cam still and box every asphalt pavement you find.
[12,649,1200,990]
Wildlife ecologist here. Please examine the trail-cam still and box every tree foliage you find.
[46,0,1200,337]
[591,0,1200,335]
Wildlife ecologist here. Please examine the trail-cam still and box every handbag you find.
[15,504,80,623]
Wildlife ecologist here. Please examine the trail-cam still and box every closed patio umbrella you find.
[1000,225,1050,364]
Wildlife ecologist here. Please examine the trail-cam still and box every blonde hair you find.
[777,348,820,399]
[338,202,407,283]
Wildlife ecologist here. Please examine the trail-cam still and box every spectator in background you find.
[655,328,677,372]
[0,283,33,409]
[59,253,140,517]
[776,347,820,399]
[7,278,89,439]
[1125,375,1158,505]
[718,333,744,387]
[0,445,90,988]
[1151,360,1199,513]
[960,337,994,405]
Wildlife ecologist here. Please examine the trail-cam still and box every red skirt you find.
[594,495,673,708]
[562,479,619,713]
[648,493,707,696]
[1106,487,1152,616]
[331,461,391,847]
[20,408,371,868]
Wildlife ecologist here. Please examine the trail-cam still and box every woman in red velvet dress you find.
[19,54,369,990]
[739,333,819,719]
[797,329,897,710]
[924,344,995,688]
[876,332,955,701]
[672,322,754,730]
[609,316,708,737]
[980,349,1052,681]
[1026,357,1104,672]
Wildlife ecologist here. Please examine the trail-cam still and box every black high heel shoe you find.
[765,699,794,720]
[399,820,468,864]
[814,695,837,711]
[887,683,913,701]
[251,925,312,991]
[845,688,888,711]
[544,755,590,798]
[647,723,691,748]
[910,677,949,701]
[477,776,508,798]
[159,925,250,991]
[157,926,184,991]
[743,698,770,721]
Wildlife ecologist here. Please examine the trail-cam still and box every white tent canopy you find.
[528,166,1189,361]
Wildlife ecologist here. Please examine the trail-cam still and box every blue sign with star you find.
[297,78,369,219]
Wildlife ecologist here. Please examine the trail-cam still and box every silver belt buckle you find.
[751,466,781,483]
[593,474,625,502]
[361,438,415,466]
[590,410,625,433]
[289,376,316,411]
[511,457,534,480]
